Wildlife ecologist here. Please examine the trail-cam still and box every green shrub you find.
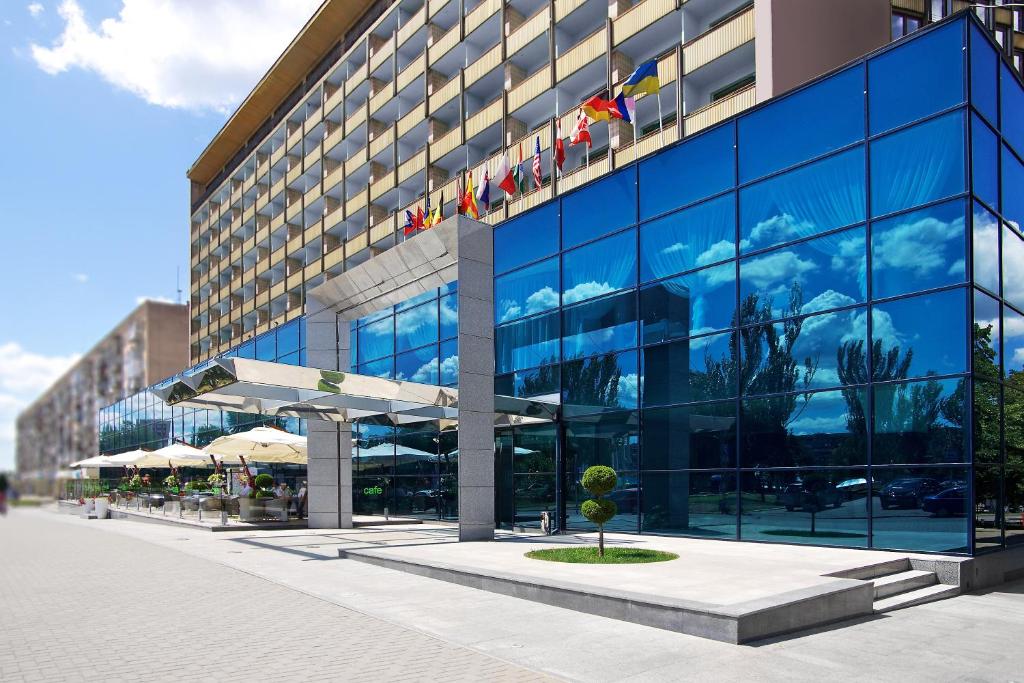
[254,489,274,499]
[184,480,207,492]
[580,465,618,557]
[254,473,274,490]
[207,473,226,489]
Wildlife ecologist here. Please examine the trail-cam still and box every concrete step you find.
[872,569,936,600]
[873,583,960,613]
[826,557,911,581]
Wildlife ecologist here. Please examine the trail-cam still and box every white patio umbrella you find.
[103,449,152,466]
[69,455,116,469]
[139,443,214,468]
[203,427,307,465]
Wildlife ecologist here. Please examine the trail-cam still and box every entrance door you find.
[495,423,560,531]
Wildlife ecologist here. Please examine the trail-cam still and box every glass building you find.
[109,13,1024,554]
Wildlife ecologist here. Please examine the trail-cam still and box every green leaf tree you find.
[581,465,618,557]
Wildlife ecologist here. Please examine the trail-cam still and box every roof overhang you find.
[154,358,558,426]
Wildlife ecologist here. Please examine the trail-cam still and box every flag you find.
[477,165,490,208]
[570,110,592,148]
[532,136,542,189]
[415,205,425,231]
[403,209,416,236]
[462,171,479,219]
[431,191,443,226]
[455,176,464,215]
[613,92,636,125]
[582,94,622,122]
[620,60,660,98]
[423,193,433,228]
[496,153,515,196]
[554,122,565,174]
[512,143,526,195]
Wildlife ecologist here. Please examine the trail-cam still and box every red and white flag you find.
[570,110,592,148]
[554,121,566,175]
[496,153,515,196]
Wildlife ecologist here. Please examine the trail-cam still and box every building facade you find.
[16,301,189,483]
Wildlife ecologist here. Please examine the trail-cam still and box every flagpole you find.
[657,89,664,147]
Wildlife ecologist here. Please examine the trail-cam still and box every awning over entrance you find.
[152,357,557,426]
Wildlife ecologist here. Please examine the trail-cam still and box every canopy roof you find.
[153,358,557,426]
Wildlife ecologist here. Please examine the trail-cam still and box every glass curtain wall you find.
[492,16,1010,554]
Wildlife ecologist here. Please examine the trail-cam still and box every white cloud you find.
[741,251,818,291]
[27,3,44,18]
[30,0,321,113]
[0,342,81,471]
[563,281,614,305]
[72,272,88,283]
[872,214,964,278]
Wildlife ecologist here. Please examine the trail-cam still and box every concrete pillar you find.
[456,216,495,541]
[303,294,353,529]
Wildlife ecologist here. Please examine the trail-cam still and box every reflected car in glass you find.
[922,486,968,516]
[779,483,843,512]
[880,478,943,509]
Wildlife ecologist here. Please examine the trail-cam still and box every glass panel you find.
[640,471,737,538]
[358,307,392,326]
[974,465,1003,551]
[868,20,965,135]
[1002,62,1024,157]
[562,169,637,249]
[562,291,637,360]
[439,293,458,340]
[639,122,735,220]
[739,469,869,547]
[973,203,1000,294]
[277,320,300,356]
[871,199,966,299]
[639,193,736,282]
[495,257,559,323]
[493,200,559,274]
[237,341,255,359]
[873,377,968,465]
[739,147,866,252]
[1004,225,1024,310]
[353,477,393,515]
[357,316,393,362]
[514,474,557,527]
[278,351,300,366]
[642,402,736,469]
[396,288,437,312]
[514,424,557,473]
[971,114,999,211]
[395,301,438,353]
[974,380,1002,465]
[870,111,966,218]
[1004,306,1024,379]
[396,345,439,384]
[1002,146,1024,232]
[1007,466,1024,547]
[872,466,969,552]
[640,262,736,345]
[741,307,867,394]
[970,23,998,125]
[561,229,637,305]
[739,65,864,182]
[495,311,559,374]
[255,334,275,361]
[740,226,866,323]
[358,356,393,379]
[439,339,458,386]
[741,388,868,468]
[642,332,735,406]
[561,351,639,414]
[974,289,1001,382]
[494,364,559,398]
[567,471,639,533]
[871,288,967,380]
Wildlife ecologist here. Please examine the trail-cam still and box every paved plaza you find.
[3,508,1024,681]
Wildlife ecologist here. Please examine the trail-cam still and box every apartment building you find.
[190,0,1024,364]
[15,301,189,486]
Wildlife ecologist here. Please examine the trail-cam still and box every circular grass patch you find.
[525,547,679,564]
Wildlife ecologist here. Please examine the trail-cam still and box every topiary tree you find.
[581,465,617,557]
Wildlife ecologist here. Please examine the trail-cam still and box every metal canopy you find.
[153,357,558,426]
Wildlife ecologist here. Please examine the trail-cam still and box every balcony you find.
[555,0,589,22]
[369,81,395,114]
[428,23,459,65]
[430,125,462,159]
[397,102,426,137]
[397,4,426,44]
[345,101,368,135]
[612,123,679,167]
[325,83,344,114]
[508,67,551,111]
[556,28,605,81]
[428,0,450,19]
[345,61,369,95]
[429,74,461,112]
[324,164,344,192]
[465,43,502,87]
[507,6,550,56]
[369,213,395,244]
[286,126,303,153]
[683,83,755,135]
[683,5,754,73]
[398,148,427,182]
[508,184,552,217]
[345,146,369,175]
[369,171,395,200]
[613,0,675,45]
[397,53,427,92]
[369,125,395,157]
[369,34,395,72]
[347,187,369,214]
[466,0,501,35]
[465,97,502,138]
[346,230,369,255]
[324,123,344,152]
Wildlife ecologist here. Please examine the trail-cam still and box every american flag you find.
[532,136,542,189]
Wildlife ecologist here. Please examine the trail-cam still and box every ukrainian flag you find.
[620,60,660,98]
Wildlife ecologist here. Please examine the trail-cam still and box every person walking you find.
[296,481,308,519]
[0,474,9,516]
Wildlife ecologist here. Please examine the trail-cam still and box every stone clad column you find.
[304,294,353,529]
[455,216,495,541]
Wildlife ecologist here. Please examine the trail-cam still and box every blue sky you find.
[0,0,319,470]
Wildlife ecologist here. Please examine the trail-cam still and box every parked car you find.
[779,483,842,512]
[879,478,943,509]
[922,487,968,516]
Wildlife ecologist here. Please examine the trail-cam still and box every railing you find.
[612,123,678,167]
[613,0,675,45]
[428,0,450,19]
[464,97,502,138]
[431,125,462,158]
[369,34,395,72]
[369,81,395,114]
[369,170,395,200]
[347,187,369,214]
[345,62,369,94]
[465,43,502,87]
[429,23,460,64]
[555,0,589,22]
[398,148,427,182]
[346,146,369,176]
[369,125,395,157]
[465,0,501,35]
[683,84,755,135]
[683,6,754,73]
[397,54,427,92]
[556,28,605,81]
[398,102,426,137]
[507,6,550,56]
[398,4,426,44]
[507,67,551,111]
[345,101,368,135]
[429,74,461,111]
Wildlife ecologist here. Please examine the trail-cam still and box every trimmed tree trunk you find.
[598,525,605,557]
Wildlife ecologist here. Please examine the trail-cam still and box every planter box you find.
[239,497,288,522]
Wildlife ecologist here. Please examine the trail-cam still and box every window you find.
[495,311,559,374]
[870,111,966,218]
[711,74,755,102]
[494,257,559,324]
[1002,63,1024,156]
[639,193,735,282]
[1002,146,1024,232]
[972,114,999,211]
[562,291,637,360]
[871,288,968,380]
[439,293,458,340]
[871,199,966,300]
[973,204,1001,295]
[869,20,965,135]
[561,229,637,305]
[974,290,1001,382]
[891,11,923,39]
[739,65,864,183]
[1005,306,1024,379]
[396,346,438,384]
[562,351,639,414]
[439,339,458,386]
[642,331,735,406]
[739,226,867,323]
[493,201,559,274]
[740,147,866,252]
[641,471,737,538]
[561,170,637,249]
[1004,226,1024,311]
[395,301,438,353]
[639,262,736,345]
[642,402,736,469]
[871,466,969,552]
[638,122,735,220]
[970,23,999,125]
[357,316,393,362]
